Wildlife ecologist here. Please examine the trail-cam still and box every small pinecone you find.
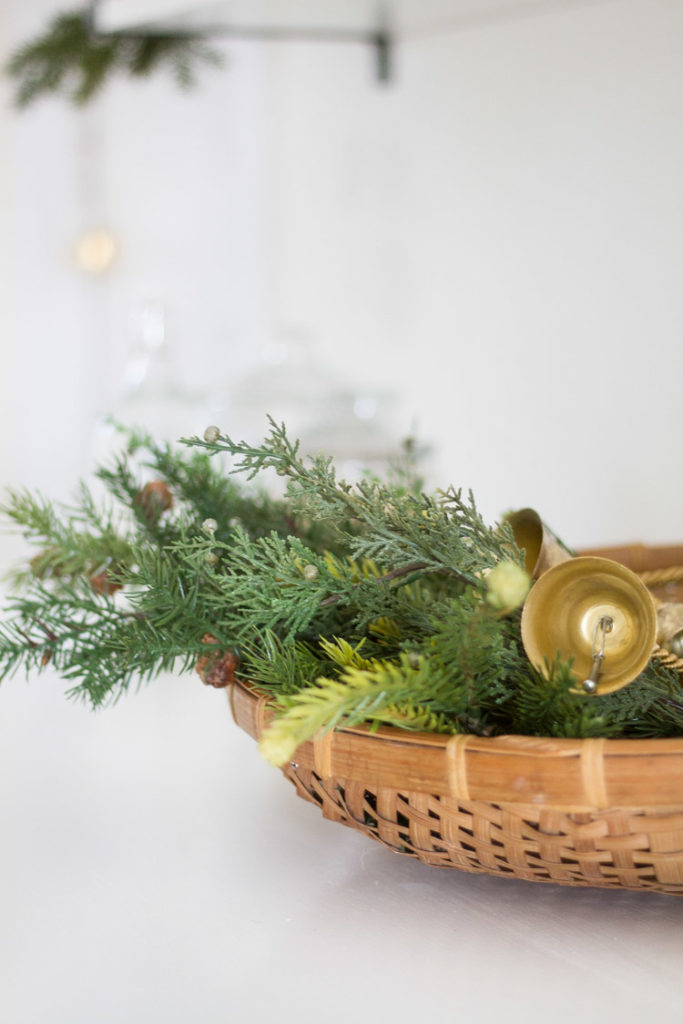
[195,633,239,688]
[90,569,123,596]
[30,548,64,579]
[135,480,174,522]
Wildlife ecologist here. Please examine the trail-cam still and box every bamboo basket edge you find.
[228,678,683,811]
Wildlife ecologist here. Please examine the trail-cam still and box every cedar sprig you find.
[183,417,523,587]
[3,418,683,755]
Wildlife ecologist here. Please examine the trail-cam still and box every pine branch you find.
[258,654,452,766]
[2,486,135,590]
[3,418,683,753]
[366,701,459,735]
[510,656,619,739]
[421,596,528,732]
[183,418,523,587]
[240,633,327,697]
[595,659,683,737]
[102,424,342,550]
[6,9,223,108]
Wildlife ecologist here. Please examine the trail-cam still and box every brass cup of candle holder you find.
[655,601,683,657]
[504,507,573,579]
[521,556,657,695]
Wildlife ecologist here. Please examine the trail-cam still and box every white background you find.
[3,0,683,544]
[2,2,683,1022]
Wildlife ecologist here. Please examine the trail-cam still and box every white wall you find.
[2,1,271,513]
[3,8,683,1018]
[4,3,104,501]
[3,0,683,558]
[269,0,683,546]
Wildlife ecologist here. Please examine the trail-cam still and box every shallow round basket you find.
[229,544,683,897]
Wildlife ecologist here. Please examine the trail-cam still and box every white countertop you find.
[2,668,682,1024]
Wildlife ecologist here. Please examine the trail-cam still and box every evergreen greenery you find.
[7,8,222,107]
[1,418,683,765]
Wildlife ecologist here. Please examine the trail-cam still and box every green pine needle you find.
[1,419,682,762]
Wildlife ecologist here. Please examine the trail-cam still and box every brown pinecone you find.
[195,633,239,688]
[90,569,123,596]
[30,547,65,579]
[134,480,174,522]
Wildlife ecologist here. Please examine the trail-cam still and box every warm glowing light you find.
[74,229,117,274]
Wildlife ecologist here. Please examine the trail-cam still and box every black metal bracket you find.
[91,1,393,84]
[182,23,392,84]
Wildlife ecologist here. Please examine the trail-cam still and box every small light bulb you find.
[74,229,117,274]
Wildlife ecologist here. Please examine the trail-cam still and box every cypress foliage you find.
[1,418,682,763]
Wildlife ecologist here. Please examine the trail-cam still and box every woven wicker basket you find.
[228,545,683,897]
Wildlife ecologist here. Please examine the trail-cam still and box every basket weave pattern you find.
[282,765,683,893]
[228,548,683,896]
[230,680,683,895]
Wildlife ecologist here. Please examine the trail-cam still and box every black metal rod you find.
[181,24,393,83]
[93,7,393,84]
[205,25,379,44]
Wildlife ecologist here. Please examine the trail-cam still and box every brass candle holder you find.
[520,556,657,695]
[504,507,572,578]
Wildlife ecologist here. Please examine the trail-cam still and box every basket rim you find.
[228,546,683,813]
[229,678,683,812]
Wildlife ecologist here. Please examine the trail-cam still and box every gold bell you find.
[504,507,573,579]
[521,556,657,695]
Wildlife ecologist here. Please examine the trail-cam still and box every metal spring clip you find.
[583,615,614,693]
